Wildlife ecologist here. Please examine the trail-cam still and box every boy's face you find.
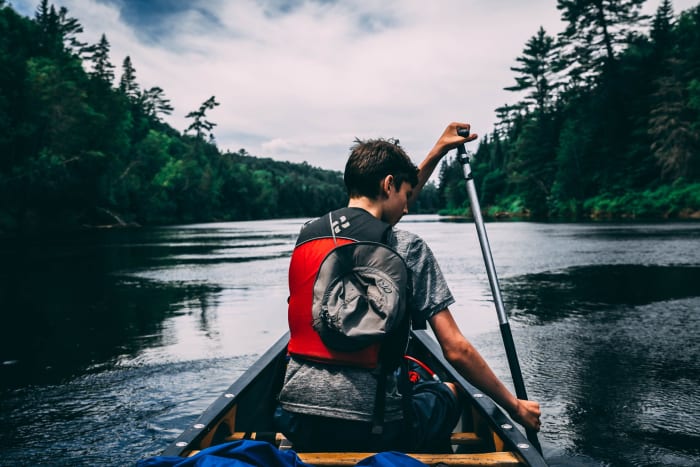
[382,180,413,226]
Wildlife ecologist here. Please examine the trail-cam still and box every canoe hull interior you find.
[162,330,547,466]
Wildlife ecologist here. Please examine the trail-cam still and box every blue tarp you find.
[136,440,429,467]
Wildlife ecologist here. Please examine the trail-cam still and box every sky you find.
[10,0,700,173]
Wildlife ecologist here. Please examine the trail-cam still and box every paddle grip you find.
[457,128,470,138]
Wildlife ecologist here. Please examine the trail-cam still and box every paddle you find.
[455,128,543,454]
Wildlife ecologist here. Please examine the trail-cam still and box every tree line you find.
[438,0,700,220]
[0,0,364,234]
[1,1,698,236]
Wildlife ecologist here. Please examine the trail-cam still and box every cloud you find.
[11,0,696,173]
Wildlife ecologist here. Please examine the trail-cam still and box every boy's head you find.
[344,138,419,199]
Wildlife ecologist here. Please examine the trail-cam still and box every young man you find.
[274,122,541,452]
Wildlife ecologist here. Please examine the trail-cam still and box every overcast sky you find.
[10,0,699,172]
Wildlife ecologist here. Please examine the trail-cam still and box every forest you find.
[438,0,700,220]
[0,0,698,236]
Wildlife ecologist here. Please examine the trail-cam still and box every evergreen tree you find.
[34,0,57,54]
[34,0,87,58]
[648,61,698,180]
[3,0,700,232]
[118,55,139,99]
[557,0,648,79]
[648,5,700,181]
[56,5,88,57]
[140,86,173,121]
[494,102,526,139]
[89,34,115,84]
[651,0,675,53]
[185,96,219,140]
[505,27,561,114]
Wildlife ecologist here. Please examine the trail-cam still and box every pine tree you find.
[649,57,699,180]
[185,96,220,140]
[90,34,115,84]
[140,86,173,121]
[505,27,561,114]
[651,0,674,52]
[56,6,88,57]
[34,0,60,55]
[34,1,88,57]
[118,56,139,99]
[557,0,648,79]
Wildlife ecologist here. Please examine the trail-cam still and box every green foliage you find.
[185,96,219,141]
[436,1,700,221]
[485,194,528,219]
[556,0,648,79]
[412,181,440,214]
[505,27,561,114]
[118,55,138,99]
[0,1,360,234]
[583,181,700,219]
[2,0,699,234]
[437,156,469,215]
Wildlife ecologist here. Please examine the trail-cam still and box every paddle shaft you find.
[455,134,542,454]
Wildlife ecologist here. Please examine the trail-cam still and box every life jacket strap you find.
[371,364,388,436]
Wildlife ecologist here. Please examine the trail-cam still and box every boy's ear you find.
[380,175,394,196]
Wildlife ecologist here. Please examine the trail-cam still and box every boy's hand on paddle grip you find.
[511,398,542,432]
[432,122,478,157]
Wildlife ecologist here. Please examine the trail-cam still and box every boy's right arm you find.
[428,308,542,432]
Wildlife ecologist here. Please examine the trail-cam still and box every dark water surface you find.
[1,218,698,466]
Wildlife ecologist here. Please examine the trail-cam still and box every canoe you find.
[162,330,548,466]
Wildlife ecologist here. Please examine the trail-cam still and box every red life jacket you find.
[287,207,393,369]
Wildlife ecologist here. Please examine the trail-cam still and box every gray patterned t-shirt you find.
[277,227,455,422]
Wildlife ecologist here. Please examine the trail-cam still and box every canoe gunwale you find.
[161,331,547,466]
[410,330,547,467]
[162,332,290,457]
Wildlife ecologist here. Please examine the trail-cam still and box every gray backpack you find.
[311,241,409,354]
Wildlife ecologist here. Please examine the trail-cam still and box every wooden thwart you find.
[226,431,484,447]
[297,451,522,466]
[450,431,483,446]
[227,432,287,444]
[219,432,523,466]
[188,448,522,466]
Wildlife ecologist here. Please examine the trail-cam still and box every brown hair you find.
[344,138,419,198]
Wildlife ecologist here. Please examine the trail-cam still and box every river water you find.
[1,216,699,466]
